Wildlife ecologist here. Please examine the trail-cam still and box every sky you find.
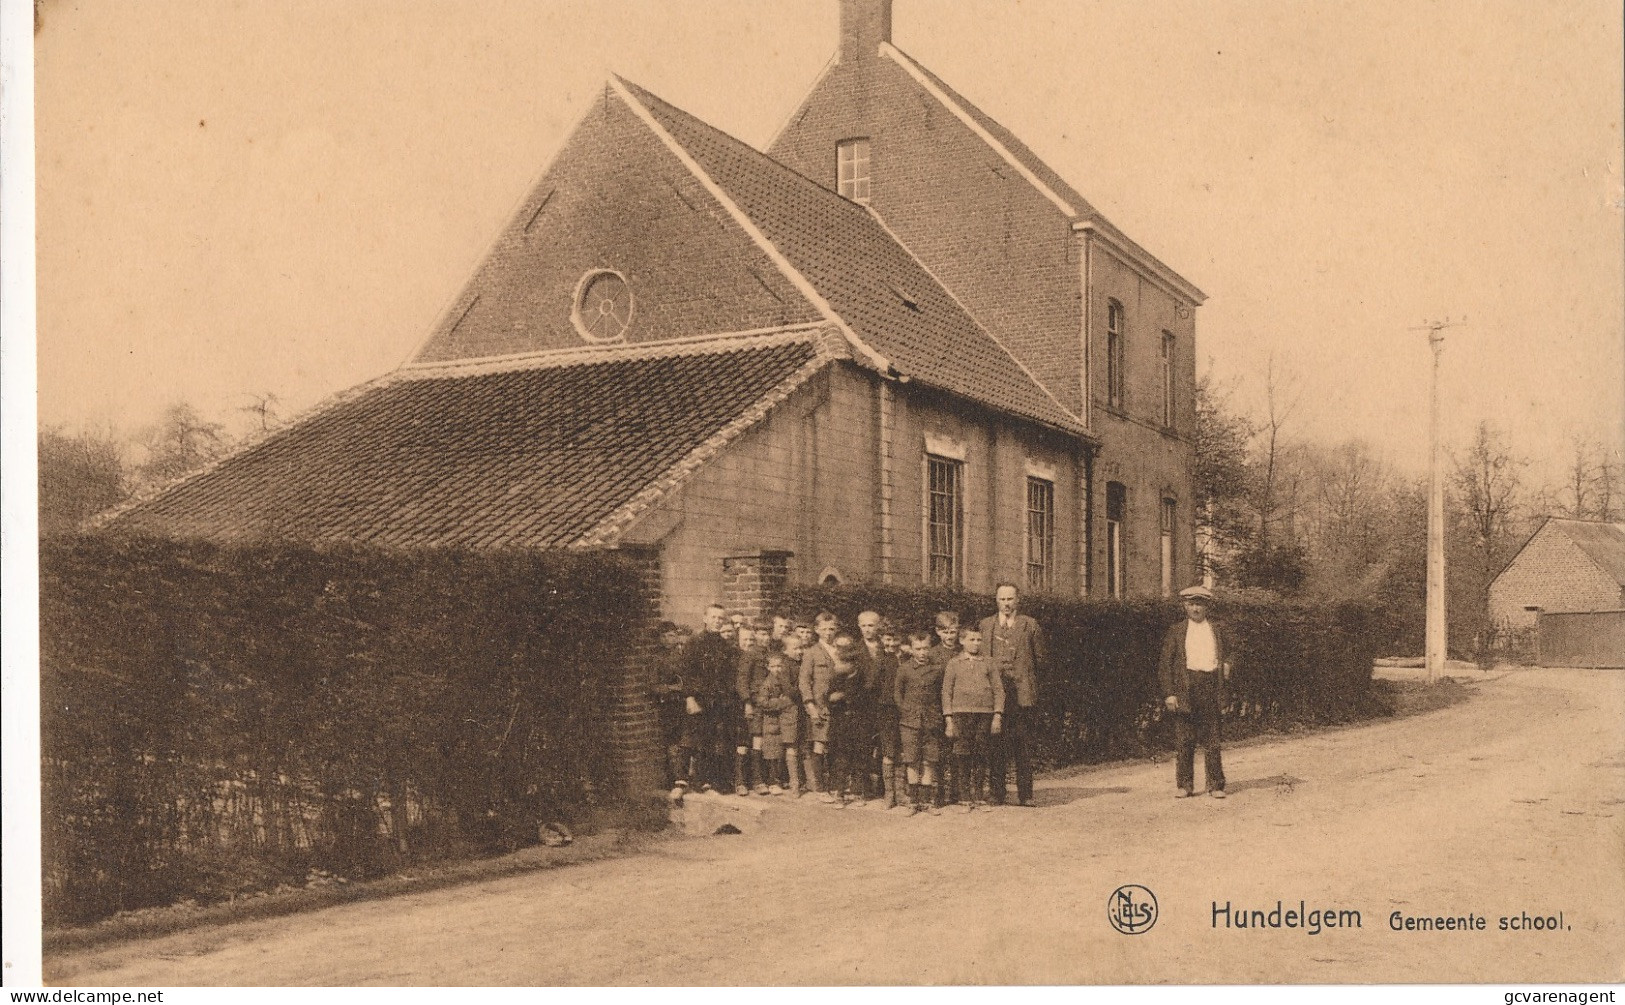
[31,0,1625,485]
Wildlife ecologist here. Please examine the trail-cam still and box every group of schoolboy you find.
[654,585,1043,815]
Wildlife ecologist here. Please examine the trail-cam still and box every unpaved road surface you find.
[50,668,1625,985]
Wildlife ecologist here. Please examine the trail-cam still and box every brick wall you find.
[607,545,668,797]
[626,362,1103,626]
[767,45,1197,597]
[722,551,793,622]
[768,53,1085,417]
[1087,242,1199,596]
[415,87,821,363]
[1489,524,1624,631]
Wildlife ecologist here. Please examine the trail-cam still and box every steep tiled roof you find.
[1553,519,1625,586]
[104,338,826,550]
[615,77,1086,436]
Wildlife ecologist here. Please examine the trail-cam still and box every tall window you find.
[1160,497,1177,596]
[926,454,963,585]
[1161,331,1176,429]
[1025,476,1055,591]
[1106,481,1127,598]
[1106,300,1125,410]
[837,138,871,203]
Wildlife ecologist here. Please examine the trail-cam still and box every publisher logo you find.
[1109,884,1159,935]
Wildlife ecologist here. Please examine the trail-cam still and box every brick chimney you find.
[839,0,892,63]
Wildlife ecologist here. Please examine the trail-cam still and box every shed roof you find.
[103,336,828,550]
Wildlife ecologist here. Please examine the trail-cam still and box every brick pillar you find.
[721,550,793,623]
[609,545,667,798]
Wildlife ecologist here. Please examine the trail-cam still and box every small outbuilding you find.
[1488,517,1625,668]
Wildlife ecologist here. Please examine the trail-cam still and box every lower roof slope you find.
[104,339,824,550]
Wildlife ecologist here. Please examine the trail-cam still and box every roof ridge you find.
[397,323,837,380]
[878,42,1079,219]
[608,75,896,378]
[880,43,1206,304]
[765,51,838,152]
[863,205,1088,431]
[573,350,834,547]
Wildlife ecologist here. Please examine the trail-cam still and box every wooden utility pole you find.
[1415,318,1463,683]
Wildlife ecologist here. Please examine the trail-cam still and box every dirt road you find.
[49,668,1625,986]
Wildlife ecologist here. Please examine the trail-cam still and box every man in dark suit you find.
[981,583,1044,806]
[1158,585,1233,799]
[683,603,744,794]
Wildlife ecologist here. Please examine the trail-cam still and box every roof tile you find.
[619,78,1084,435]
[107,340,822,549]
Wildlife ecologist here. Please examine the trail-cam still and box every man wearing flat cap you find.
[1158,585,1232,799]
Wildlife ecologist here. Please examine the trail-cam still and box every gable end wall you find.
[415,90,820,363]
[1489,527,1625,631]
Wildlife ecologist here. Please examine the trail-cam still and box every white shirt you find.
[1185,620,1218,672]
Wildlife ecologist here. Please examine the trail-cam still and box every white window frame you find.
[1025,476,1056,591]
[837,138,872,204]
[924,453,964,587]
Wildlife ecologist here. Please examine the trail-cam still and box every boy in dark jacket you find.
[650,622,690,797]
[736,620,773,794]
[854,611,902,807]
[894,630,945,814]
[925,611,961,804]
[823,637,872,806]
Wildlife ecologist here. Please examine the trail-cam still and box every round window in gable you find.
[571,269,634,343]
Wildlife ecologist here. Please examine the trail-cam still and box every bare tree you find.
[1250,354,1300,551]
[1450,421,1529,660]
[1596,444,1621,521]
[135,402,232,488]
[239,391,283,434]
[1560,435,1595,518]
[38,424,129,535]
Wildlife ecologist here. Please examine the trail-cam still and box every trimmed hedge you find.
[40,534,646,925]
[783,583,1395,766]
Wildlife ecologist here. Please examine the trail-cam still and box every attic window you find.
[888,283,921,313]
[837,138,871,203]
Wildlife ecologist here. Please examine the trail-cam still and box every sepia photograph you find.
[6,0,1624,990]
